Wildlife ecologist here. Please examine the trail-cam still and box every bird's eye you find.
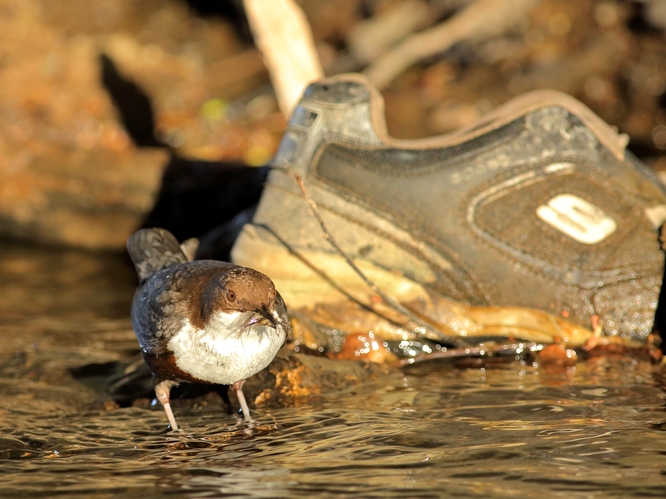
[226,290,236,302]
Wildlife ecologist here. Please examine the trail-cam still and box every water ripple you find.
[1,242,666,497]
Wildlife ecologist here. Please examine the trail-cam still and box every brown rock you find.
[0,0,167,248]
[240,350,385,408]
[0,0,280,249]
[537,344,578,367]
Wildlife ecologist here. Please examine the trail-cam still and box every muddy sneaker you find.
[232,73,666,342]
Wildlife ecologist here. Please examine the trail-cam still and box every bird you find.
[126,227,290,431]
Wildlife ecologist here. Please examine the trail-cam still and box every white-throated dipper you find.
[127,227,290,431]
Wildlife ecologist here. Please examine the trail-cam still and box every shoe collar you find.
[307,73,628,161]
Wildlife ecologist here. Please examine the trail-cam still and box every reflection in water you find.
[1,241,666,498]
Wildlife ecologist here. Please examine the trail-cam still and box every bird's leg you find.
[155,379,179,431]
[232,380,252,422]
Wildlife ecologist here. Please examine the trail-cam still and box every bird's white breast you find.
[167,311,286,384]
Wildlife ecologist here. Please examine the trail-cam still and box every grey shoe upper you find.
[246,74,666,340]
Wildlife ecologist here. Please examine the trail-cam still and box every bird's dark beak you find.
[247,306,278,327]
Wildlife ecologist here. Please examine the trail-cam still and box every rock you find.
[0,0,168,248]
[242,350,385,407]
[0,0,281,249]
[73,349,385,410]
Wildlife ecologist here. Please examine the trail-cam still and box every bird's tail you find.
[126,228,188,282]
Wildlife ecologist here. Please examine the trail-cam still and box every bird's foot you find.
[155,379,180,431]
[232,380,253,423]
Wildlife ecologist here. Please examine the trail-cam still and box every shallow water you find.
[1,242,666,498]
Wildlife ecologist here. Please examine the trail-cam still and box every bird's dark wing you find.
[130,268,189,354]
[274,291,292,343]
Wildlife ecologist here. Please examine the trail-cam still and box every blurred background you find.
[1,0,666,251]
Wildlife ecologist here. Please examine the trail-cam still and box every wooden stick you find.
[400,342,542,366]
[243,0,324,117]
[364,0,538,89]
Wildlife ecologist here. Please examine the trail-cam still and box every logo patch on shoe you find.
[536,194,617,244]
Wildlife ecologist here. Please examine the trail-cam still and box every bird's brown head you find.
[200,266,277,322]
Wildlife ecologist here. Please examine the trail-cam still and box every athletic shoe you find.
[232,74,666,342]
